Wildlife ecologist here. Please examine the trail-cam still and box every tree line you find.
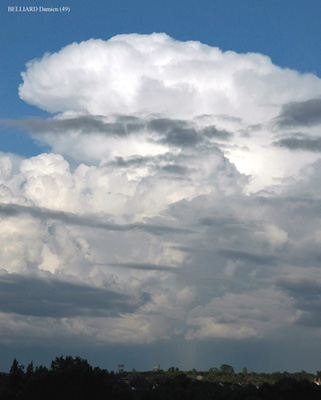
[1,356,321,399]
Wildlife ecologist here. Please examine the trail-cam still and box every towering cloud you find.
[1,33,321,369]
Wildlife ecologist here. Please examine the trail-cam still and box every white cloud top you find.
[19,33,321,120]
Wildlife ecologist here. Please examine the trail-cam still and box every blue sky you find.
[1,0,321,374]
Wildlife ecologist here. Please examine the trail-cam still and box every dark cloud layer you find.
[274,135,321,152]
[147,118,188,133]
[0,273,146,317]
[202,126,233,140]
[217,248,278,266]
[278,277,321,327]
[109,262,179,273]
[173,245,278,267]
[108,155,154,168]
[149,119,232,147]
[161,164,188,175]
[0,203,191,235]
[1,116,233,151]
[276,99,321,127]
[198,216,244,227]
[162,127,202,147]
[0,116,144,137]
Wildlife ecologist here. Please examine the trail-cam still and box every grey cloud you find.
[148,118,204,147]
[108,155,154,168]
[106,152,180,169]
[0,203,191,235]
[148,118,233,146]
[274,135,321,152]
[198,216,241,227]
[248,124,263,131]
[295,312,321,327]
[108,262,179,273]
[161,164,188,175]
[278,277,321,296]
[217,249,278,266]
[0,116,145,137]
[0,273,146,318]
[162,127,202,147]
[202,126,233,140]
[113,115,145,132]
[276,99,321,127]
[2,116,196,142]
[215,114,243,123]
[173,245,277,266]
[278,278,321,327]
[1,116,232,151]
[147,118,188,133]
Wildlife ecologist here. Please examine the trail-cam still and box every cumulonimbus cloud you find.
[2,33,321,357]
[16,33,321,190]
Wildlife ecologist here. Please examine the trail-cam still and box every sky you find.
[1,0,321,374]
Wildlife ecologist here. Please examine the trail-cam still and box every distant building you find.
[118,364,125,373]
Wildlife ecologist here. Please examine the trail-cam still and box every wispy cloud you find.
[0,203,191,235]
[107,262,179,273]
